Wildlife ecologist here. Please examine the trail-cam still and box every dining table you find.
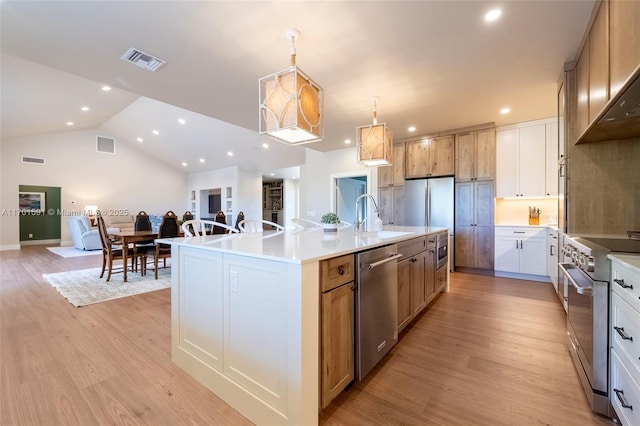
[108,229,158,282]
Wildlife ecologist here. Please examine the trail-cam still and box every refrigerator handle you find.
[426,185,431,227]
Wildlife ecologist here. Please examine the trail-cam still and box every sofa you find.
[67,216,119,251]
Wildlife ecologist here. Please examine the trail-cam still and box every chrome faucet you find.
[355,193,380,233]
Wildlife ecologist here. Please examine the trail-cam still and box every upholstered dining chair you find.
[213,210,229,235]
[96,212,142,282]
[181,219,239,236]
[153,210,180,279]
[234,211,245,232]
[237,219,284,233]
[133,210,156,272]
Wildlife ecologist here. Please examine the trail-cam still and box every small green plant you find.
[320,212,341,225]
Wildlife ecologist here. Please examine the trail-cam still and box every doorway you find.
[334,176,367,225]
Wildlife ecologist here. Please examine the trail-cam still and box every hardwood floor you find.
[1,246,615,425]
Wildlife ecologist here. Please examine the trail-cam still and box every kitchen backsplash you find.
[495,198,558,226]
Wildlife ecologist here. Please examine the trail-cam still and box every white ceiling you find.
[0,1,595,176]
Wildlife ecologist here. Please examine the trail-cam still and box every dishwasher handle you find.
[367,253,402,270]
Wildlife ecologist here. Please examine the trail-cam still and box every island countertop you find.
[157,225,448,264]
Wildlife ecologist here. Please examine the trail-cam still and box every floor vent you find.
[121,47,166,72]
[96,136,115,154]
[21,156,45,165]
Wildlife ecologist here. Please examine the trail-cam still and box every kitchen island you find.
[157,225,447,426]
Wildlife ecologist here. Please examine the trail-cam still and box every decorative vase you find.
[323,223,338,233]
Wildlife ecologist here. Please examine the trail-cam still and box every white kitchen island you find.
[157,225,446,426]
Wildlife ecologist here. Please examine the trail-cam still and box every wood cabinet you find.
[455,180,494,271]
[320,254,355,408]
[575,40,590,139]
[405,135,454,179]
[378,144,405,187]
[496,121,548,198]
[609,0,640,97]
[494,226,547,276]
[545,122,559,197]
[455,128,496,182]
[397,236,435,333]
[589,0,609,123]
[378,186,404,225]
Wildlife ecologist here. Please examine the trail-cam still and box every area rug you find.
[47,246,102,258]
[43,266,171,307]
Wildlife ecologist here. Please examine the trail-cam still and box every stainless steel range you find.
[560,233,640,419]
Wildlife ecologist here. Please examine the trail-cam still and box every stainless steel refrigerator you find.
[404,177,454,235]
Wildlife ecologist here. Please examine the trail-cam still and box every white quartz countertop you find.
[157,225,447,264]
[608,253,640,272]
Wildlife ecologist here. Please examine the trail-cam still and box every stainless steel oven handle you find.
[367,253,402,270]
[558,263,593,296]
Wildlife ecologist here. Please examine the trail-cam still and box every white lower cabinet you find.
[610,255,640,425]
[494,226,547,276]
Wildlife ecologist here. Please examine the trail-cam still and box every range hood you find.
[578,69,640,144]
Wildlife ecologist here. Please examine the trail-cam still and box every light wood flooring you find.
[1,245,616,425]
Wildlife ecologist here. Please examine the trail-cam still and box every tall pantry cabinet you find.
[378,144,405,225]
[454,128,496,272]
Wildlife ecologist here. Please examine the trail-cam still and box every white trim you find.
[496,116,556,131]
[20,239,61,246]
[328,169,373,213]
[0,244,21,251]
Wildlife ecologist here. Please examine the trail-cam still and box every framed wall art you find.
[19,191,46,211]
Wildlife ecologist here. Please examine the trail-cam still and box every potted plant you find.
[320,212,341,233]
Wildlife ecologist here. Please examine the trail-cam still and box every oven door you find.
[559,262,609,395]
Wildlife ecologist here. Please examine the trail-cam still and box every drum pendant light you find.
[357,97,392,166]
[259,29,323,145]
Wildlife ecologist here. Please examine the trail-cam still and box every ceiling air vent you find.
[96,136,115,154]
[121,47,166,72]
[22,156,45,165]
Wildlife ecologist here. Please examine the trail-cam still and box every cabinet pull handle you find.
[516,241,519,249]
[614,326,633,341]
[614,278,632,289]
[338,266,345,276]
[614,388,633,410]
[513,231,526,234]
[550,245,555,256]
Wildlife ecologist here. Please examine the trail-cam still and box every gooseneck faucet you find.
[355,193,380,233]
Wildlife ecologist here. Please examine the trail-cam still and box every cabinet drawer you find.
[612,292,640,384]
[611,349,640,426]
[494,226,546,238]
[398,236,427,259]
[612,261,640,312]
[320,254,355,292]
[426,233,437,249]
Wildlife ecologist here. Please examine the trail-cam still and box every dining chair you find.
[213,210,228,235]
[238,219,284,233]
[181,219,239,236]
[153,210,180,279]
[234,211,245,232]
[133,210,156,273]
[182,211,194,235]
[96,212,142,282]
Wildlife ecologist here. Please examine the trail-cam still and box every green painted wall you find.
[19,185,61,241]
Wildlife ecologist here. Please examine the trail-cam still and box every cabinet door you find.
[495,237,520,272]
[410,251,427,315]
[430,135,455,177]
[405,139,430,178]
[589,1,609,122]
[475,181,495,227]
[496,129,519,197]
[378,187,392,225]
[321,282,355,408]
[455,132,474,181]
[393,144,406,186]
[518,125,546,197]
[425,248,436,301]
[520,237,547,275]
[378,165,393,187]
[454,181,474,268]
[610,0,640,96]
[476,128,496,181]
[545,122,559,196]
[397,259,412,331]
[474,225,495,270]
[435,266,447,293]
[391,187,405,225]
[576,40,590,138]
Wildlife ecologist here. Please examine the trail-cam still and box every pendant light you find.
[357,97,392,166]
[259,29,323,145]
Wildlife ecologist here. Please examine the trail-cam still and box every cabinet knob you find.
[338,266,345,276]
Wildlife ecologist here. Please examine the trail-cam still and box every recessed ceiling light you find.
[66,121,74,126]
[227,151,234,157]
[269,173,275,176]
[81,106,90,112]
[484,8,502,22]
[152,130,160,135]
[178,118,186,125]
[199,158,205,163]
[500,107,511,114]
[182,162,188,167]
[262,143,269,149]
[408,126,416,132]
[101,85,111,91]
[137,137,143,143]
[344,139,351,144]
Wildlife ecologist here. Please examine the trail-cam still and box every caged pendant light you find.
[357,96,392,166]
[259,29,323,145]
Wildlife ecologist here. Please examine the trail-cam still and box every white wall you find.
[0,129,188,249]
[237,168,263,223]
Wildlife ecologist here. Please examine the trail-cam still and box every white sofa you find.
[67,216,119,251]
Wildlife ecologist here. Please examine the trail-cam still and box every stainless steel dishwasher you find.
[356,244,402,381]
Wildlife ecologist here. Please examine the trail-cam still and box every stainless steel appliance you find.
[436,231,448,269]
[560,234,640,418]
[404,177,454,234]
[356,244,401,381]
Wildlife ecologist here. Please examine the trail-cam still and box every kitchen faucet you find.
[354,193,380,233]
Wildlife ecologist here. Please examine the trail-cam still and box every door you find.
[336,176,366,225]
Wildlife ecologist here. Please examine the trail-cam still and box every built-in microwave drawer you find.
[611,292,640,385]
[494,226,546,239]
[611,349,640,426]
[611,258,640,312]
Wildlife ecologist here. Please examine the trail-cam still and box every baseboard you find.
[494,271,551,283]
[0,244,21,251]
[20,239,61,246]
[454,266,495,276]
